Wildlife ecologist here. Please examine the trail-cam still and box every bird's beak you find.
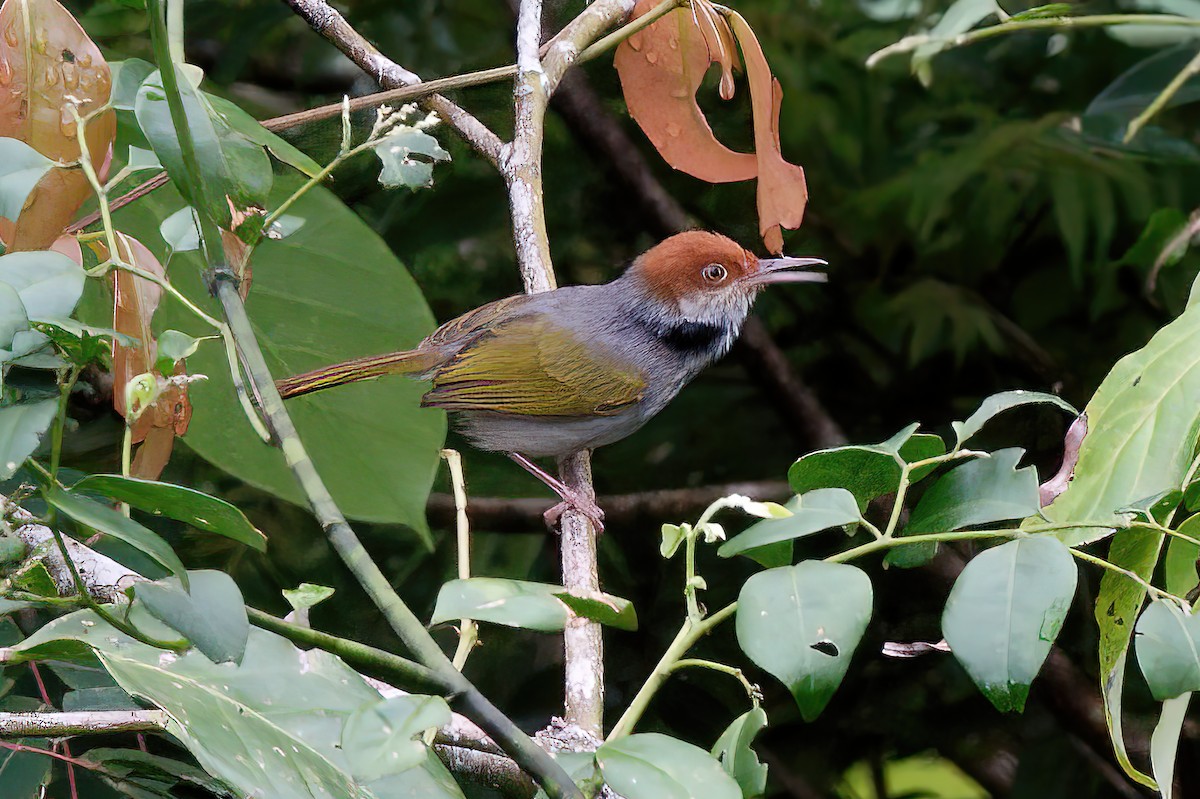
[748,256,828,286]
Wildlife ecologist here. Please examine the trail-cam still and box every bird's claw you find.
[544,499,605,534]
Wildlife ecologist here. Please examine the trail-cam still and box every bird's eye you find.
[702,263,727,283]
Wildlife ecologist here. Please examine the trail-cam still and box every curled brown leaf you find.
[107,233,192,480]
[614,0,808,253]
[0,0,115,250]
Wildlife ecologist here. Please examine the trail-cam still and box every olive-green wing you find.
[422,315,645,416]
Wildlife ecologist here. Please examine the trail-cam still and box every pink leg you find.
[508,452,605,532]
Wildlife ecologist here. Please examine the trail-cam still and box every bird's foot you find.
[543,496,605,534]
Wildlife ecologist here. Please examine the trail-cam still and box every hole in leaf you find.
[810,640,839,657]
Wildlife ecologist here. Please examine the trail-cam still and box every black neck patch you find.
[657,320,729,356]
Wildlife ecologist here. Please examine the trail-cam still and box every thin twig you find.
[280,0,504,166]
[442,449,479,671]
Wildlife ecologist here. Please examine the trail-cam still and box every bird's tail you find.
[276,350,438,399]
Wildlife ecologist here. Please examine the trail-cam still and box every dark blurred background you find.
[55,0,1200,796]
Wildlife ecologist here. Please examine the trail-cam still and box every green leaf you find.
[125,145,163,174]
[888,449,1041,568]
[0,250,86,362]
[430,578,633,632]
[0,138,55,221]
[1165,522,1200,597]
[154,329,204,373]
[951,390,1078,447]
[80,747,238,798]
[62,686,140,712]
[911,0,1000,86]
[719,489,860,558]
[12,561,57,597]
[131,571,249,664]
[908,450,1041,532]
[711,708,768,798]
[44,485,188,587]
[431,578,568,631]
[1150,693,1191,799]
[1045,301,1200,545]
[71,474,266,552]
[661,523,689,558]
[1135,600,1200,701]
[205,93,322,178]
[159,206,200,252]
[596,733,741,799]
[0,398,58,478]
[340,695,451,782]
[1095,528,1165,787]
[9,614,462,799]
[135,71,271,227]
[283,583,335,612]
[788,424,945,509]
[736,562,873,721]
[109,58,155,111]
[0,282,28,353]
[941,536,1078,712]
[110,178,444,536]
[0,732,51,798]
[1008,3,1073,20]
[553,591,638,631]
[373,128,451,189]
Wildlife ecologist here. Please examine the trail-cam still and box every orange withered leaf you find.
[0,0,115,250]
[108,233,192,480]
[614,0,807,254]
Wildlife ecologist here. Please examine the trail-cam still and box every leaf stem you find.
[1124,47,1200,143]
[442,449,479,671]
[606,602,738,740]
[49,366,81,482]
[246,608,449,694]
[667,658,760,707]
[1070,548,1188,606]
[867,13,1200,68]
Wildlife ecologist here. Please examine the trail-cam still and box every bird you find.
[275,231,825,530]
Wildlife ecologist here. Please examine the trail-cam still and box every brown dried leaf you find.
[614,0,808,253]
[727,10,808,255]
[0,0,115,250]
[615,1,754,182]
[107,233,192,479]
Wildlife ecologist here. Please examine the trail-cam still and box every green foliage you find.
[719,489,860,558]
[73,474,266,551]
[135,70,272,227]
[10,614,463,799]
[340,694,452,782]
[130,571,249,664]
[787,425,944,509]
[1135,600,1200,701]
[1046,300,1200,544]
[0,398,57,479]
[889,448,1041,567]
[0,139,55,222]
[736,562,873,721]
[596,733,741,799]
[941,536,1078,712]
[113,178,446,537]
[44,484,188,585]
[430,577,636,632]
[711,708,769,798]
